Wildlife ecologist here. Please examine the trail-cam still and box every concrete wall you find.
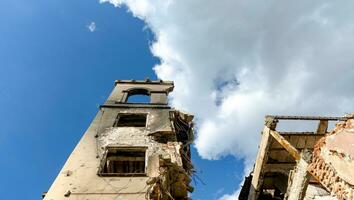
[106,80,174,104]
[44,105,184,200]
[44,80,194,200]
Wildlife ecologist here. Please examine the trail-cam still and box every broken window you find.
[113,113,147,127]
[98,147,146,176]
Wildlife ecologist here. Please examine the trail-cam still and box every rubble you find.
[146,156,193,200]
[145,110,195,200]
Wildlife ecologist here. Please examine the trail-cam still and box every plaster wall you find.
[44,106,181,200]
[106,81,174,104]
[304,185,338,200]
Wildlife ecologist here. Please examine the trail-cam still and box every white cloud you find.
[219,191,239,200]
[100,0,354,198]
[87,21,96,32]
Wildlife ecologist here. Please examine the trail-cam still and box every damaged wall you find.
[304,184,338,200]
[43,80,194,200]
[308,116,354,200]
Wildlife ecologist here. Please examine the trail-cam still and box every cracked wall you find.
[43,80,194,200]
[308,117,354,200]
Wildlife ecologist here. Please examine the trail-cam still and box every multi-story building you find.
[44,79,194,200]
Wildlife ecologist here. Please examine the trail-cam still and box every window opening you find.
[127,94,151,103]
[98,147,146,176]
[113,113,147,127]
[126,88,151,104]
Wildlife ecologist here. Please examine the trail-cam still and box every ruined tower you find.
[44,80,194,200]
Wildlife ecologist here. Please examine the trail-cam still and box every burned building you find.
[239,115,354,200]
[44,80,194,200]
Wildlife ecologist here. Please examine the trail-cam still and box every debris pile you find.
[146,157,193,200]
[146,110,195,200]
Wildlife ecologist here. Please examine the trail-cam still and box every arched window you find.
[126,88,151,104]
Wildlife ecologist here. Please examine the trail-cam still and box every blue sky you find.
[0,0,243,199]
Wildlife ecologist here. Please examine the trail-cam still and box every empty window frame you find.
[98,147,147,176]
[126,94,151,104]
[113,113,147,127]
[126,88,151,104]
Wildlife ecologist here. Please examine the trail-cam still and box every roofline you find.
[265,115,347,121]
[115,80,174,86]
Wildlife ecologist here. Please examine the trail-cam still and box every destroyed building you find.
[239,115,354,200]
[43,80,194,200]
[43,79,354,200]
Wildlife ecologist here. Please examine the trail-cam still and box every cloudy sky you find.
[1,0,354,199]
[100,1,354,198]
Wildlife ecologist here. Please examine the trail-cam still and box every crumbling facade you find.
[44,80,194,200]
[239,115,354,200]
